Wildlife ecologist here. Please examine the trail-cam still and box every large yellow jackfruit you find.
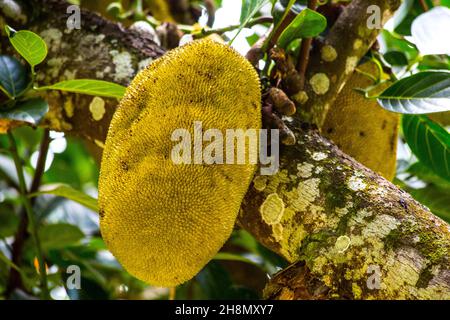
[321,61,399,180]
[98,39,261,287]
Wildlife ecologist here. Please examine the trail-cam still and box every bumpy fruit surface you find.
[321,61,399,180]
[98,39,261,287]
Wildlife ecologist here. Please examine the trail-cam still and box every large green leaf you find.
[277,8,327,48]
[240,0,269,24]
[0,98,49,125]
[384,51,408,66]
[0,55,28,98]
[213,252,261,268]
[0,202,19,238]
[407,162,450,190]
[379,30,419,61]
[5,26,47,68]
[38,223,84,250]
[30,183,99,212]
[407,185,450,223]
[402,115,450,183]
[231,0,269,43]
[37,79,126,99]
[377,71,450,114]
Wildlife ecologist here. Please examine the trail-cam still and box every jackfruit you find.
[321,61,399,180]
[98,39,261,287]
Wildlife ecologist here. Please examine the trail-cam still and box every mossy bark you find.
[297,0,402,127]
[1,0,164,147]
[1,0,449,300]
[239,121,450,299]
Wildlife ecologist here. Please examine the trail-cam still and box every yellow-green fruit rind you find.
[98,39,261,287]
[322,61,399,180]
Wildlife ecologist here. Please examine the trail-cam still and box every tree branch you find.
[295,0,402,127]
[1,0,165,147]
[238,121,450,299]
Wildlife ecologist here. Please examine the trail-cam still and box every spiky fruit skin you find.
[321,61,399,180]
[98,39,261,287]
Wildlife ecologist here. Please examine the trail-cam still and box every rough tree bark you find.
[1,0,449,299]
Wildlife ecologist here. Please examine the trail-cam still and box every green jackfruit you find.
[98,39,261,287]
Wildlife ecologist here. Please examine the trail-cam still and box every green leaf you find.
[277,8,327,48]
[38,223,84,250]
[379,30,419,61]
[231,0,269,43]
[402,115,450,183]
[213,252,260,268]
[377,71,450,114]
[5,26,47,68]
[394,0,425,36]
[407,185,450,223]
[0,203,19,238]
[240,0,268,24]
[0,55,29,98]
[30,183,99,212]
[384,51,408,66]
[0,251,23,274]
[0,98,49,125]
[419,55,450,71]
[196,261,258,299]
[37,79,126,99]
[407,162,450,190]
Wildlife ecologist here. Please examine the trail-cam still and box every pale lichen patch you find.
[321,45,338,62]
[287,178,321,212]
[272,223,284,242]
[138,58,154,71]
[63,69,76,80]
[260,193,285,225]
[352,283,362,299]
[362,214,400,238]
[353,39,363,50]
[335,235,351,253]
[314,166,323,174]
[345,56,359,74]
[348,209,373,227]
[63,97,74,118]
[292,90,309,105]
[253,175,268,192]
[46,57,68,79]
[89,97,106,121]
[109,50,135,82]
[40,28,63,53]
[347,176,367,191]
[264,169,290,194]
[310,73,330,95]
[312,152,328,161]
[297,162,314,178]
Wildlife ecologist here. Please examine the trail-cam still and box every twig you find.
[296,0,319,89]
[204,0,216,27]
[192,16,273,39]
[6,129,51,299]
[245,25,273,66]
[419,0,429,11]
[267,10,296,49]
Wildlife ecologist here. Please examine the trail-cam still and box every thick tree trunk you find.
[1,0,449,299]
